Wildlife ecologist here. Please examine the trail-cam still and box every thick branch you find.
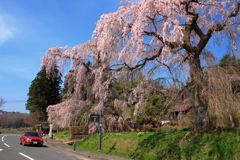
[113,46,163,72]
[143,31,163,42]
[181,1,200,53]
[82,62,92,73]
[181,0,199,16]
[207,2,240,34]
[229,2,240,18]
[192,21,204,38]
[198,2,240,53]
[143,31,182,51]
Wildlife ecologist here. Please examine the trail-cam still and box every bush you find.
[69,126,83,135]
[159,124,177,131]
[177,116,193,130]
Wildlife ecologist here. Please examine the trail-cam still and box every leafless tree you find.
[0,97,5,108]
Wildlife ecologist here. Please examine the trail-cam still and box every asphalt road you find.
[0,134,92,160]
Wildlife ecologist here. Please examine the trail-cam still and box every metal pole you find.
[98,111,102,152]
[49,124,53,138]
[74,141,76,151]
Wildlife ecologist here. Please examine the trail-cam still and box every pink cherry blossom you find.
[41,0,240,132]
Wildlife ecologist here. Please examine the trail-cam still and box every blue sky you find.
[0,0,122,113]
[0,0,228,114]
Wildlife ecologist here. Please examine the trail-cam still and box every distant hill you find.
[0,111,29,128]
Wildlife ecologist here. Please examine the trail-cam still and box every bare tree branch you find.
[0,98,5,107]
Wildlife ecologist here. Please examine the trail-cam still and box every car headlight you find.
[27,138,31,142]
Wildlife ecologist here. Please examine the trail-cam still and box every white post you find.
[49,124,53,137]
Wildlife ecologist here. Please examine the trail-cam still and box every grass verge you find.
[54,128,240,160]
[53,130,71,141]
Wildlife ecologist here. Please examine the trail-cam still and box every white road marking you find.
[0,149,3,151]
[19,152,35,160]
[4,143,10,147]
[1,136,5,141]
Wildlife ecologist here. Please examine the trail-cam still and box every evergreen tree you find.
[219,54,240,94]
[26,66,62,116]
[219,54,240,68]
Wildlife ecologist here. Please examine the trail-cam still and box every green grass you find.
[178,129,240,160]
[53,130,71,141]
[54,128,240,160]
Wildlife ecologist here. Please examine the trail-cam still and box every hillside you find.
[0,112,29,128]
[54,127,240,160]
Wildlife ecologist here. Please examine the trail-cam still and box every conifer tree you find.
[219,54,240,69]
[26,66,62,116]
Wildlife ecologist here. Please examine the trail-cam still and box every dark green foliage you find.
[114,79,139,101]
[146,95,164,114]
[219,54,240,68]
[218,54,240,94]
[113,70,143,101]
[133,95,170,124]
[134,114,150,124]
[26,66,62,114]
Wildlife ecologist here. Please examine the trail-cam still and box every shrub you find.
[69,126,83,135]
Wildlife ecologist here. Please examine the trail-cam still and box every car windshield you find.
[25,132,40,137]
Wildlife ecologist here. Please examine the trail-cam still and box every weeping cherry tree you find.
[42,0,240,133]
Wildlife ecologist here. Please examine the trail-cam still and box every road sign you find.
[0,111,8,115]
[89,112,103,151]
[89,114,100,123]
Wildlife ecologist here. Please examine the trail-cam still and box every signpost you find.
[89,112,102,151]
[90,114,100,123]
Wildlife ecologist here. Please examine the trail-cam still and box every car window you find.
[25,133,30,136]
[25,132,40,137]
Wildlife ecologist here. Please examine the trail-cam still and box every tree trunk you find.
[193,85,209,133]
[189,53,209,133]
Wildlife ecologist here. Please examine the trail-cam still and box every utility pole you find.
[98,111,102,152]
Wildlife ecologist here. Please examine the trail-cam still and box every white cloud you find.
[0,16,14,45]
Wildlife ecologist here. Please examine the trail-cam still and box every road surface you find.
[0,134,92,160]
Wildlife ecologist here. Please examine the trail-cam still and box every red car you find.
[20,131,43,146]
